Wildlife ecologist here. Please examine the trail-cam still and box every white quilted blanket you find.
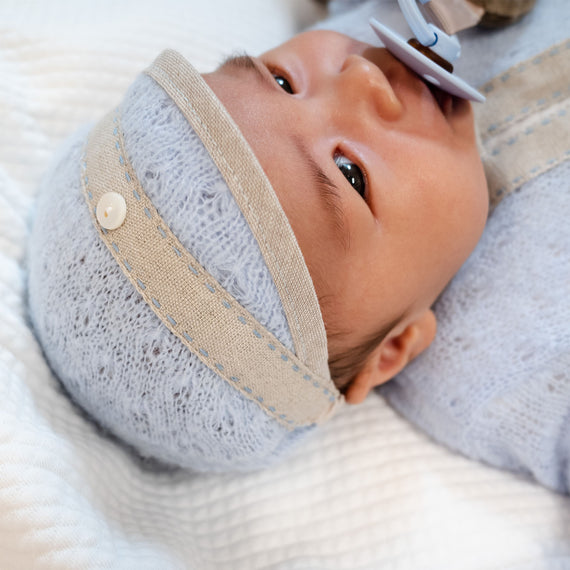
[1,1,570,568]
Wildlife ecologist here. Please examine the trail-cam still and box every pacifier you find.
[370,0,485,102]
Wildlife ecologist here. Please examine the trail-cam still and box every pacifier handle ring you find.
[398,0,436,46]
[398,0,461,63]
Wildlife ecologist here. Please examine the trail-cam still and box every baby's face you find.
[205,30,488,359]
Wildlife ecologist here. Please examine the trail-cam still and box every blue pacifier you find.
[370,0,485,102]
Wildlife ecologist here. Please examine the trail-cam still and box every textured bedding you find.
[1,1,570,569]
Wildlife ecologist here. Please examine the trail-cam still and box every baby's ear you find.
[344,309,437,405]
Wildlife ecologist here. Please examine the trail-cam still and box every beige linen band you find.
[80,101,343,427]
[145,50,330,381]
[475,40,570,210]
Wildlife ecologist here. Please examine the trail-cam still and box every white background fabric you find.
[1,1,570,568]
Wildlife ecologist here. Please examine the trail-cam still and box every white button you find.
[96,192,127,230]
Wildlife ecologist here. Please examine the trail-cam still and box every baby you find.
[27,28,487,472]
[205,30,488,403]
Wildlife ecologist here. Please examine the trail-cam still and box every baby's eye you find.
[273,74,294,94]
[335,154,366,200]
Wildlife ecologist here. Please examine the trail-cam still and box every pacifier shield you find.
[370,17,485,102]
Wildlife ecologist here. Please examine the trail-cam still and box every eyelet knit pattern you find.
[27,73,314,472]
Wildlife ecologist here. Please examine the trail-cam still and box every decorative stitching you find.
[149,66,308,363]
[479,40,570,139]
[484,86,570,136]
[81,110,337,428]
[490,150,570,199]
[486,100,570,156]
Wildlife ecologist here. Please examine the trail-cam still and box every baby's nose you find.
[337,54,403,121]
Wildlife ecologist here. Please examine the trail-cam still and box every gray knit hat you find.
[27,50,343,472]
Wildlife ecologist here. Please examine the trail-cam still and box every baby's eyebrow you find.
[295,137,351,253]
[220,53,272,89]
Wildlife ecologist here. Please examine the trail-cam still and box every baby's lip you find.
[426,81,454,115]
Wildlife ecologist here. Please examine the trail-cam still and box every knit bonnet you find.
[27,50,343,472]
